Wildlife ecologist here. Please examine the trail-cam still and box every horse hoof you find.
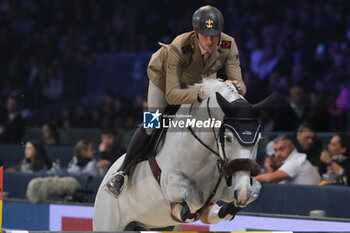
[170,203,183,222]
[170,202,197,223]
[199,203,214,224]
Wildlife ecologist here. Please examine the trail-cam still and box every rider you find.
[105,5,247,197]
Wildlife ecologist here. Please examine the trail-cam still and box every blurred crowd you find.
[255,123,350,186]
[0,0,350,141]
[6,128,125,177]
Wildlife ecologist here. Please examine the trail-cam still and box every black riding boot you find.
[105,126,151,198]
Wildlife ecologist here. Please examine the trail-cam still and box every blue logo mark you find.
[143,110,161,129]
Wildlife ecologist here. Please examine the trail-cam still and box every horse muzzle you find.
[222,159,261,208]
[230,173,261,207]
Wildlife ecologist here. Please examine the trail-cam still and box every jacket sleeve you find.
[225,39,247,96]
[165,44,200,105]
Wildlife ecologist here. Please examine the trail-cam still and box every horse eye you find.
[225,135,232,143]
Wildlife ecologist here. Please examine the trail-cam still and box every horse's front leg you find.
[200,177,261,224]
[164,171,204,222]
[199,202,241,224]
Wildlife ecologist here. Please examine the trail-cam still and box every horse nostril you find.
[234,190,238,200]
[250,177,253,186]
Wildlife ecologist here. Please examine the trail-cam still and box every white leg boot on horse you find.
[104,126,151,198]
[199,176,261,224]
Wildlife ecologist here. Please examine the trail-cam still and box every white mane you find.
[193,78,242,102]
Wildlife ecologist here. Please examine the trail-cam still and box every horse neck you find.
[158,128,218,175]
[157,103,220,166]
[169,101,221,156]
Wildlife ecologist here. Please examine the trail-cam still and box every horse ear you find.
[252,92,277,115]
[216,92,237,116]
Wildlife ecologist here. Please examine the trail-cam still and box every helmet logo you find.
[205,19,214,29]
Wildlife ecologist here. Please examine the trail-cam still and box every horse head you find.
[199,79,273,208]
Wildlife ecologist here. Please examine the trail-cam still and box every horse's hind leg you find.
[165,171,204,221]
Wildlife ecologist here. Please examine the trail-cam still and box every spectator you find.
[7,140,51,173]
[262,140,283,173]
[0,0,349,133]
[255,135,321,185]
[306,91,332,132]
[56,107,71,129]
[0,94,7,124]
[90,107,102,128]
[41,122,60,145]
[67,140,103,176]
[293,122,325,173]
[320,133,350,186]
[0,96,26,144]
[328,87,350,131]
[273,85,308,131]
[98,128,125,174]
[71,103,91,128]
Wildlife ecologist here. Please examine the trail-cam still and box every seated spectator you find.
[0,94,6,124]
[56,107,71,129]
[262,140,283,173]
[293,122,325,173]
[67,140,103,176]
[41,122,60,145]
[255,135,321,185]
[0,96,26,144]
[71,103,92,128]
[7,140,52,173]
[98,128,125,174]
[320,133,350,186]
[273,85,308,132]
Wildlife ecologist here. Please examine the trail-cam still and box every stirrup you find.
[103,171,127,199]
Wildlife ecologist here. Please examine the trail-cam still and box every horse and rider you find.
[106,5,246,197]
[94,5,270,230]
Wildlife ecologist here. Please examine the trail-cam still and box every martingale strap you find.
[148,156,161,185]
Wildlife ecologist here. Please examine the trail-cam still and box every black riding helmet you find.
[192,5,224,36]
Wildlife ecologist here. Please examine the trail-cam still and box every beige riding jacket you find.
[147,31,246,105]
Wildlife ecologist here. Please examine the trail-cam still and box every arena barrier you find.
[2,198,350,231]
[3,172,350,217]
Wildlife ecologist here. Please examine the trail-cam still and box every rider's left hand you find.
[231,80,242,94]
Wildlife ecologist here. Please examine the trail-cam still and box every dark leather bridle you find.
[185,97,261,219]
